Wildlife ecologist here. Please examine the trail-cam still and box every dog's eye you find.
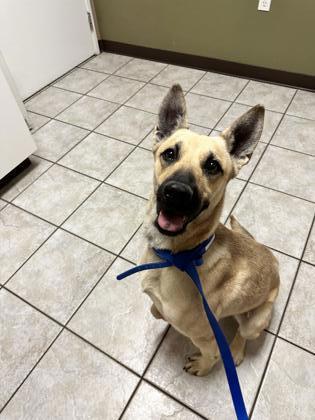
[204,158,221,175]
[162,148,177,162]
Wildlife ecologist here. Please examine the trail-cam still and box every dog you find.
[140,84,280,376]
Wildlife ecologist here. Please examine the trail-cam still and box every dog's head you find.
[152,84,264,237]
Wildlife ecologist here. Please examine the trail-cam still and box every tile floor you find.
[0,52,314,420]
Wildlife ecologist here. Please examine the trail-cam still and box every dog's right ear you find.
[155,84,188,142]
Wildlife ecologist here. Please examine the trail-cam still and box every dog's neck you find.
[143,195,224,253]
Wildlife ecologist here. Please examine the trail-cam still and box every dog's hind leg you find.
[230,329,247,366]
[235,287,279,340]
[230,215,254,239]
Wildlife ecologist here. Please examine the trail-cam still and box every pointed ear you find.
[222,105,265,171]
[155,84,188,141]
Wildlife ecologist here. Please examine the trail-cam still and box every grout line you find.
[2,287,64,329]
[118,326,172,420]
[0,198,139,266]
[300,258,315,268]
[284,111,315,123]
[2,226,58,288]
[223,89,299,225]
[80,54,135,75]
[103,181,148,201]
[0,325,65,414]
[28,114,52,134]
[275,335,315,356]
[250,209,315,417]
[212,80,251,133]
[63,326,141,377]
[142,378,208,420]
[246,181,315,205]
[264,142,315,158]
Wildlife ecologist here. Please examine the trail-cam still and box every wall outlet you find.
[258,0,272,12]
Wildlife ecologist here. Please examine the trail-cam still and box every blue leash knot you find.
[117,234,248,420]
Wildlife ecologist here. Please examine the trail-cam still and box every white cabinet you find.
[0,54,36,180]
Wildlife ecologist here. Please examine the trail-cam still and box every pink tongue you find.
[157,211,185,232]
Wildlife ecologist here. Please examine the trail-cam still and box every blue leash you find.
[117,235,248,420]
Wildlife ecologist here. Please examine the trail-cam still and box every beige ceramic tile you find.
[59,133,133,180]
[152,64,205,91]
[280,263,314,352]
[215,102,283,143]
[139,129,155,150]
[69,258,167,374]
[191,72,248,101]
[252,146,315,201]
[25,87,81,117]
[88,76,144,104]
[27,112,50,132]
[233,184,314,258]
[123,381,200,420]
[185,93,231,128]
[0,289,60,409]
[0,156,52,201]
[33,120,89,161]
[189,124,211,135]
[209,129,221,137]
[63,184,146,253]
[121,225,146,264]
[116,58,167,82]
[95,106,156,145]
[267,251,299,333]
[1,330,139,419]
[57,96,119,130]
[0,205,54,284]
[221,178,246,222]
[146,328,274,418]
[287,90,315,120]
[81,52,132,73]
[14,165,99,225]
[271,115,315,155]
[126,84,169,114]
[7,229,114,323]
[303,223,315,264]
[252,339,314,420]
[54,68,108,94]
[106,148,153,198]
[236,81,296,113]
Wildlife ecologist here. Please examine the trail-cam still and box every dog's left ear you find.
[155,84,188,141]
[222,105,265,172]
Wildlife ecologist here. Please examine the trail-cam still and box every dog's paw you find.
[183,353,219,376]
[233,349,245,366]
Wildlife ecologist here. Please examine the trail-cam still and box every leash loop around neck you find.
[116,234,248,420]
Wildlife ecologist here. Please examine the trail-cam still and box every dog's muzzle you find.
[155,171,205,236]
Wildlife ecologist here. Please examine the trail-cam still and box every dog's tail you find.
[230,215,254,239]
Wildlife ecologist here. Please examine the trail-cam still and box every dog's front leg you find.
[184,334,220,376]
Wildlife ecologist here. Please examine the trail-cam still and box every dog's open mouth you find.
[157,210,188,234]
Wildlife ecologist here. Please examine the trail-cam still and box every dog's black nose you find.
[163,181,193,204]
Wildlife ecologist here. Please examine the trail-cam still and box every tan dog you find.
[140,84,280,376]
